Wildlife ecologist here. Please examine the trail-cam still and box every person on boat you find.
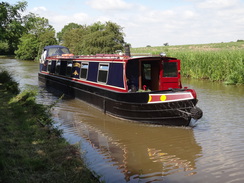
[51,48,64,56]
[41,49,47,63]
[40,49,47,71]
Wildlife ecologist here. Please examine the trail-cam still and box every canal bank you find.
[0,70,99,183]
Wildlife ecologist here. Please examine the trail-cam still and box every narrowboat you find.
[38,45,203,126]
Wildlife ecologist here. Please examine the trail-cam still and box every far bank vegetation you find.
[132,41,244,85]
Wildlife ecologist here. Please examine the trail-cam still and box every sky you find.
[6,0,244,47]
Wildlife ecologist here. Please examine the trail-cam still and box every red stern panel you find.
[148,92,193,103]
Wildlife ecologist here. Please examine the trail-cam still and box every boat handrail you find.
[131,53,152,56]
[53,54,130,60]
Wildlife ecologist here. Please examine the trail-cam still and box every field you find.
[131,42,244,84]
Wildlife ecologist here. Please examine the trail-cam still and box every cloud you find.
[32,6,47,12]
[86,0,133,11]
[28,6,91,32]
[120,0,244,46]
[49,13,90,32]
[73,13,90,22]
[197,0,239,9]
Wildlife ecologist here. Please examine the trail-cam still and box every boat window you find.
[163,62,178,77]
[143,64,151,80]
[80,63,88,79]
[47,61,52,72]
[48,47,70,57]
[98,64,109,83]
[67,62,72,67]
[66,61,73,76]
[55,61,61,74]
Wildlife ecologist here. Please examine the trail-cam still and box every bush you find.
[0,70,20,94]
[14,34,39,60]
[0,41,9,54]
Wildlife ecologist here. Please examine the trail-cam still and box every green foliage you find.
[85,21,125,54]
[0,1,27,54]
[15,13,57,60]
[0,2,57,57]
[62,27,86,54]
[60,21,125,55]
[172,50,243,83]
[237,40,244,42]
[14,34,39,60]
[1,1,125,58]
[0,71,99,183]
[0,69,19,94]
[131,42,244,84]
[57,22,84,43]
[0,41,9,54]
[23,13,56,36]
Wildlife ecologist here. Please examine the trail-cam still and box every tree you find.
[237,40,244,42]
[62,28,86,54]
[61,21,125,55]
[0,1,27,54]
[15,13,57,60]
[57,22,83,43]
[0,41,9,54]
[14,34,39,60]
[83,21,125,54]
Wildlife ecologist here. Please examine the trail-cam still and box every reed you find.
[170,50,244,84]
[131,42,244,84]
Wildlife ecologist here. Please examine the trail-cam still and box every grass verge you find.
[0,70,100,183]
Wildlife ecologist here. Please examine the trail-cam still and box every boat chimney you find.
[124,44,131,57]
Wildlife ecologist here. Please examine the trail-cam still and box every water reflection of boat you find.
[53,102,202,182]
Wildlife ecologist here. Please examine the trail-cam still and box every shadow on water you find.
[36,73,244,183]
[40,77,244,183]
[45,93,202,183]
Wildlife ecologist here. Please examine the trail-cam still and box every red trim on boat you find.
[148,92,193,103]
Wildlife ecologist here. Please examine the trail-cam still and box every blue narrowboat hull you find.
[39,72,201,126]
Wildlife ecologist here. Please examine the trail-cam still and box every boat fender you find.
[190,107,203,120]
[143,85,147,90]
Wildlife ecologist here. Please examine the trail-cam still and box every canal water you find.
[1,58,244,183]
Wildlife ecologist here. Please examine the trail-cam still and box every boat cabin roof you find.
[50,54,177,63]
[43,45,177,62]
